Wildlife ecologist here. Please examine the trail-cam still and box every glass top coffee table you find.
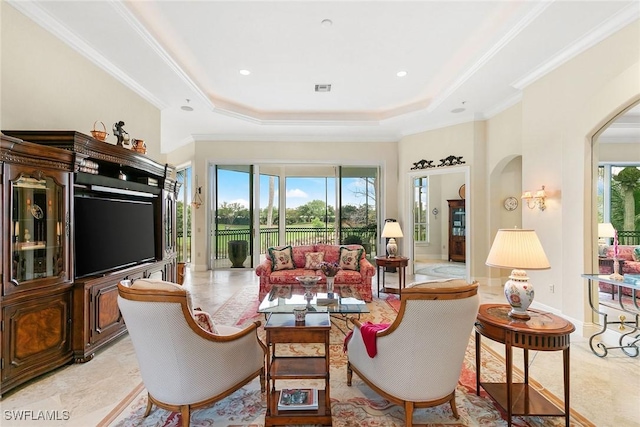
[258,290,369,315]
[258,288,369,333]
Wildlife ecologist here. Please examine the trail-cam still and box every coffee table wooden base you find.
[265,313,332,426]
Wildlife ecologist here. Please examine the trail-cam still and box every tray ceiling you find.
[7,1,639,151]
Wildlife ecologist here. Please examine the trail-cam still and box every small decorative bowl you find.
[295,276,321,287]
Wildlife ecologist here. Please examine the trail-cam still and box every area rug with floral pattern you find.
[104,287,593,427]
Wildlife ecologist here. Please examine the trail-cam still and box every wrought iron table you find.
[581,274,640,357]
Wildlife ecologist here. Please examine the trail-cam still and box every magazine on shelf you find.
[277,388,318,410]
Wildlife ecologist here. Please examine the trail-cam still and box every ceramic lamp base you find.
[609,259,623,281]
[504,269,534,320]
[387,238,398,257]
[508,309,531,320]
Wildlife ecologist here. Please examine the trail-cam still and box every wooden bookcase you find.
[0,131,178,395]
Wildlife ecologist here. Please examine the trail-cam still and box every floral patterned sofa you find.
[255,244,375,302]
[599,245,640,298]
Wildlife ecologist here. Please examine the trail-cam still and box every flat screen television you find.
[74,196,156,278]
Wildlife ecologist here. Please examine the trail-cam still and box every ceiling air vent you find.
[315,84,332,92]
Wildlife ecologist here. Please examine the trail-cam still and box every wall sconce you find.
[191,175,203,209]
[521,186,547,211]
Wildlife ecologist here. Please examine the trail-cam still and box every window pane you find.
[414,177,428,242]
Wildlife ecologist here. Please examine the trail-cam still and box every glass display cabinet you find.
[1,130,178,395]
[447,199,466,262]
[1,133,74,396]
[10,171,67,287]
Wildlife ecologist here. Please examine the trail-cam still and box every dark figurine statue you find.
[113,121,129,147]
[437,155,466,167]
[410,159,434,170]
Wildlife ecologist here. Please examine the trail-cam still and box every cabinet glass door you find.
[452,207,465,236]
[11,173,65,284]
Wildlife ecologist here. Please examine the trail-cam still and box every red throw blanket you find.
[344,322,390,358]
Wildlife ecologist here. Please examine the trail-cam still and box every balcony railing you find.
[176,232,191,263]
[618,230,640,245]
[212,226,377,259]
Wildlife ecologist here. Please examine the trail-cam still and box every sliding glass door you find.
[284,174,336,245]
[175,167,192,263]
[339,167,378,258]
[213,165,254,268]
[259,170,280,262]
[209,163,380,269]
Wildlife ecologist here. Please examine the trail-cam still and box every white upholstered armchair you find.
[346,279,479,427]
[117,279,266,427]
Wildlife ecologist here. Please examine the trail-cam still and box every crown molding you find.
[400,115,477,139]
[427,1,552,113]
[7,0,167,110]
[480,92,523,120]
[598,135,640,144]
[108,1,215,111]
[511,3,640,90]
[189,132,400,143]
[211,95,384,125]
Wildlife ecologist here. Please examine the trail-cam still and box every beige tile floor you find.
[0,268,638,427]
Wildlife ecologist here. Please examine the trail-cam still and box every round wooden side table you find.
[474,304,575,427]
[374,256,409,298]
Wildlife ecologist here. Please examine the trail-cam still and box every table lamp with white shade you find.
[598,222,616,256]
[381,222,403,257]
[598,223,616,243]
[485,228,550,320]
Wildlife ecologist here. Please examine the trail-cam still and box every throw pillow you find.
[268,246,295,271]
[192,309,219,334]
[305,252,325,269]
[634,247,640,262]
[339,246,363,271]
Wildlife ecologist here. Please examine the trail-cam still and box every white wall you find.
[598,141,640,162]
[396,20,639,328]
[398,122,485,277]
[479,20,640,328]
[0,4,163,162]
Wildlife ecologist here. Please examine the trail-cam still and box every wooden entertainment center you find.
[0,130,178,395]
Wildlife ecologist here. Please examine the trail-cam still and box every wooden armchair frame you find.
[346,280,479,427]
[118,283,267,427]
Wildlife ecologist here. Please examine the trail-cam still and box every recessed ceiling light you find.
[396,71,408,77]
[239,69,251,76]
[181,99,193,111]
[321,19,333,27]
[451,108,465,113]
